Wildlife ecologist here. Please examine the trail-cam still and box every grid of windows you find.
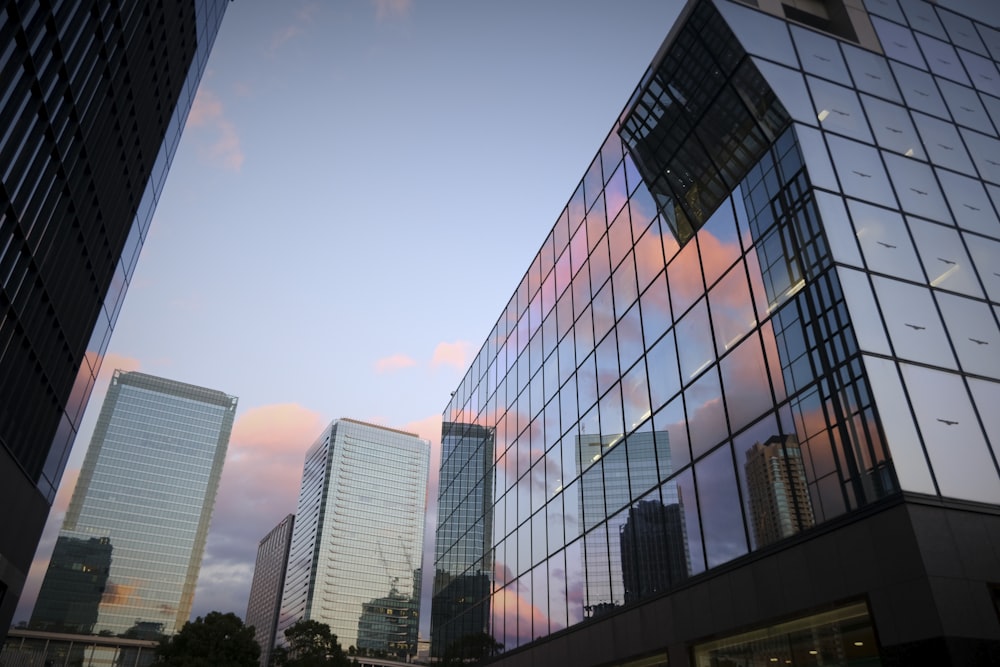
[246,514,294,667]
[0,0,227,635]
[278,419,429,657]
[32,371,236,637]
[434,0,1000,654]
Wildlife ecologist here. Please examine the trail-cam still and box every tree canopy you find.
[154,611,260,667]
[441,632,505,666]
[273,619,350,667]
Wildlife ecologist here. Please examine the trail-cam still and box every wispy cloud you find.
[269,3,320,52]
[188,88,244,171]
[372,0,411,21]
[375,353,418,373]
[431,340,473,370]
[270,24,303,51]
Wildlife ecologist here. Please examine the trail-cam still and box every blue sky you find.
[15,0,683,637]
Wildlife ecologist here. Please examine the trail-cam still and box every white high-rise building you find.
[277,419,429,657]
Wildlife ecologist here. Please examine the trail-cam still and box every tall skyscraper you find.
[246,514,294,667]
[430,422,494,658]
[278,419,429,657]
[0,1,228,633]
[31,371,237,637]
[433,1,1000,664]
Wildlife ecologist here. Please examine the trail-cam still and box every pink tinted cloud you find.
[218,403,326,506]
[373,0,411,21]
[191,403,326,617]
[209,403,326,551]
[187,88,244,171]
[376,353,418,373]
[83,351,141,384]
[491,583,552,649]
[403,413,443,504]
[431,340,473,370]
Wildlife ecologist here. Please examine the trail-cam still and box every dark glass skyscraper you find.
[31,371,236,637]
[246,514,294,667]
[431,422,494,658]
[0,0,228,635]
[433,1,1000,665]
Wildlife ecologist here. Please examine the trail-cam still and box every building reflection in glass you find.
[620,496,690,603]
[578,430,687,615]
[434,0,1000,653]
[356,571,420,659]
[431,422,495,658]
[30,536,112,635]
[744,435,816,548]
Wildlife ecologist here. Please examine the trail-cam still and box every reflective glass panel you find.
[826,135,896,208]
[912,112,975,174]
[965,232,1000,302]
[915,33,969,84]
[860,94,925,159]
[696,444,748,568]
[873,16,927,68]
[809,76,872,141]
[937,167,1000,236]
[902,363,1000,503]
[844,42,902,102]
[891,61,949,118]
[936,292,1000,379]
[883,152,952,223]
[908,216,982,296]
[936,78,995,134]
[872,276,957,368]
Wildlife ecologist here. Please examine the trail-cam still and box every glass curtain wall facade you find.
[277,419,429,657]
[246,514,294,667]
[434,0,1000,663]
[31,371,237,636]
[0,0,228,634]
[431,422,495,658]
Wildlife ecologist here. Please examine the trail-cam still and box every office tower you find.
[430,422,494,658]
[31,371,237,637]
[278,419,429,657]
[246,514,294,667]
[433,0,1000,664]
[0,0,228,634]
[744,435,815,547]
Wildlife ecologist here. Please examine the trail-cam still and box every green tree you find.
[275,619,350,667]
[154,611,260,667]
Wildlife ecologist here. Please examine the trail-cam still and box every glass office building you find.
[433,1,1000,665]
[246,514,294,667]
[277,419,429,657]
[0,0,228,634]
[31,371,237,637]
